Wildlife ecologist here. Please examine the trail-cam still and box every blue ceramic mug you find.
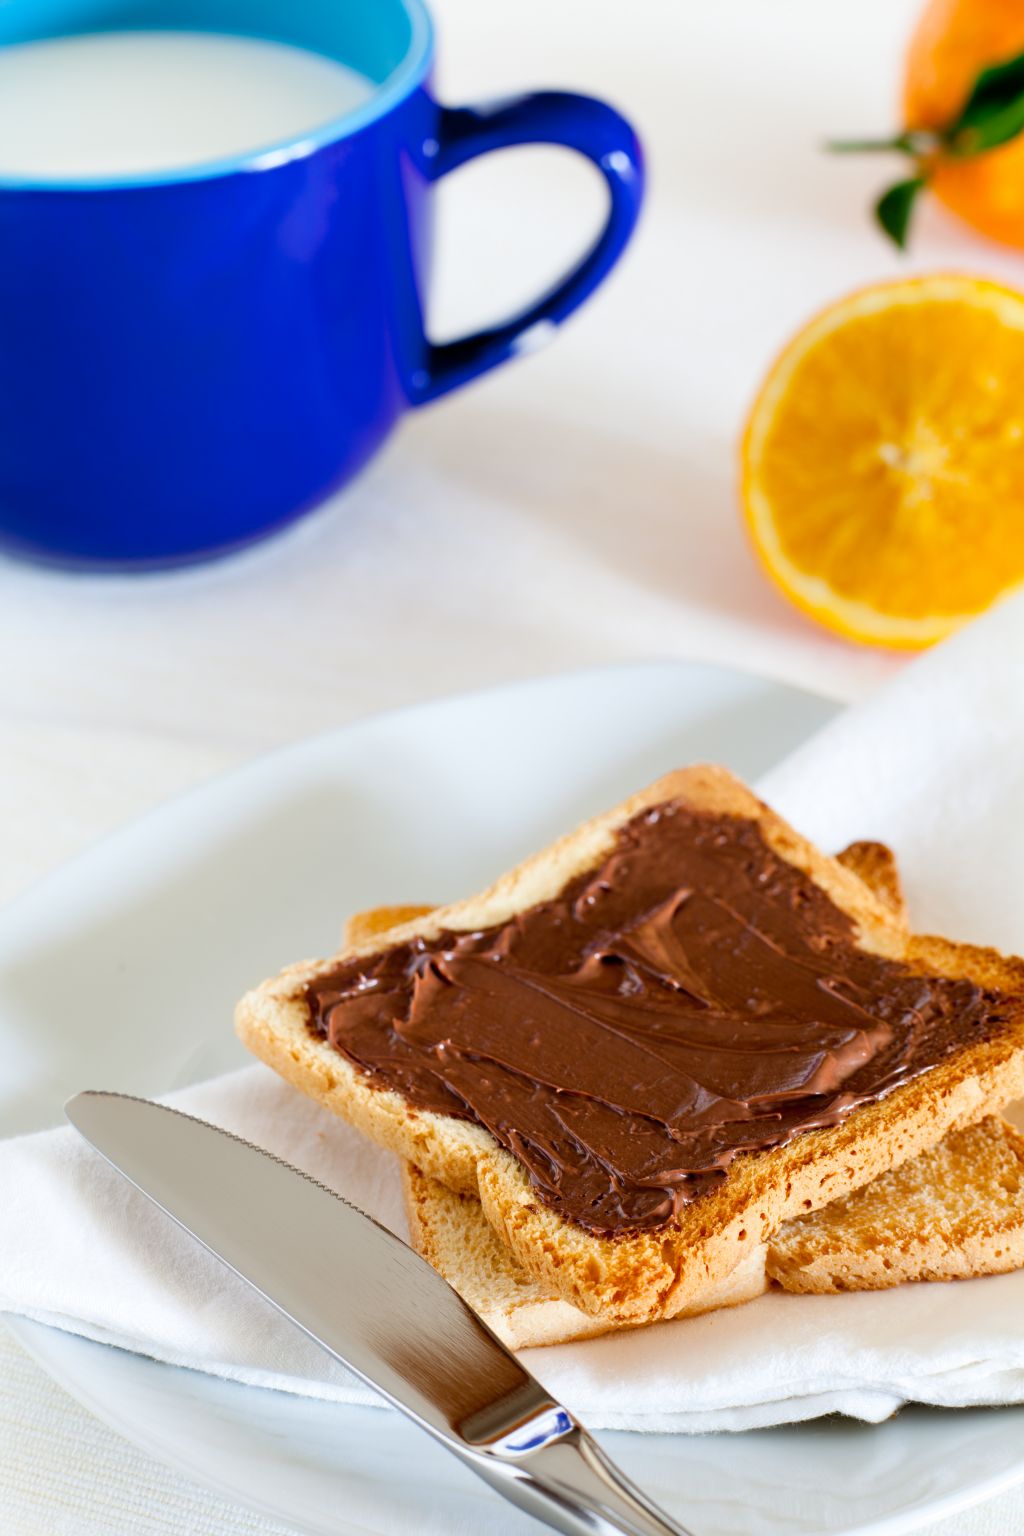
[0,0,643,568]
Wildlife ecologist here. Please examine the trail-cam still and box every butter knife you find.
[65,1091,692,1536]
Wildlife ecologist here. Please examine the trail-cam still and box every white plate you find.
[5,661,1024,1536]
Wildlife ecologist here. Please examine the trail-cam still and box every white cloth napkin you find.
[4,593,1024,1434]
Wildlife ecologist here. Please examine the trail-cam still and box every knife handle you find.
[468,1425,694,1536]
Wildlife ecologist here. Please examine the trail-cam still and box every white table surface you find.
[3,0,1023,1529]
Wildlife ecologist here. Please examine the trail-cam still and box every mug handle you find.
[410,92,644,404]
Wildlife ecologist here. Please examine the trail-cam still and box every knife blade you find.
[65,1091,693,1536]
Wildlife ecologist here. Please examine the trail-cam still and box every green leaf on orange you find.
[947,48,1024,156]
[874,177,927,250]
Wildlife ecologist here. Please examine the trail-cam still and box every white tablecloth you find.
[4,0,1023,1529]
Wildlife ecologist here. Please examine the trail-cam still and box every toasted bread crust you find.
[236,765,1024,1326]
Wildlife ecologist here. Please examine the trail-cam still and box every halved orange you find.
[741,274,1024,649]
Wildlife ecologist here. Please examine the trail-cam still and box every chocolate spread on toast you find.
[304,804,1008,1233]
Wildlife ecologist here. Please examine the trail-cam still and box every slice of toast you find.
[768,1113,1024,1292]
[402,1116,1024,1348]
[236,766,1024,1327]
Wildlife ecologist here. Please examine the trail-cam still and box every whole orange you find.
[904,0,1024,246]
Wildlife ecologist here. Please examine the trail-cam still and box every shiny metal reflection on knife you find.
[65,1091,693,1536]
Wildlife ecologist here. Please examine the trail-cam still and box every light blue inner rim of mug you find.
[0,0,434,191]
